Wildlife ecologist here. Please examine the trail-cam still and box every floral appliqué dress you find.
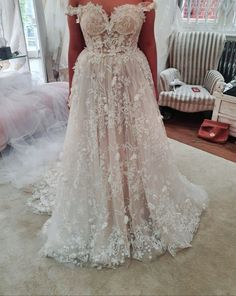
[32,1,208,268]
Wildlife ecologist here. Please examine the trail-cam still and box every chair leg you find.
[202,110,213,119]
[159,106,173,120]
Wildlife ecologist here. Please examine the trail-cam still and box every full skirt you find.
[33,48,208,268]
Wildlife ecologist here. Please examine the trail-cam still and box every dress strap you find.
[139,1,156,12]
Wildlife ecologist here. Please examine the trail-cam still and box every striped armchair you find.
[159,32,226,113]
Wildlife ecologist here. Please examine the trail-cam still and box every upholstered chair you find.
[159,32,226,112]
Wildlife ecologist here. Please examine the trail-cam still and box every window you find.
[181,0,219,22]
[179,0,236,34]
[19,0,40,56]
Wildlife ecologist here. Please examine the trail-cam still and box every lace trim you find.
[65,5,81,16]
[139,1,156,12]
[65,1,156,18]
[40,222,130,268]
[28,165,59,215]
[40,200,205,269]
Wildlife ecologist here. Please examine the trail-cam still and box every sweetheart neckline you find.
[76,1,149,20]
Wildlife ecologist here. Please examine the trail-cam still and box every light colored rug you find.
[0,139,236,296]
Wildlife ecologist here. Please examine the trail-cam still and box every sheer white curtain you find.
[216,0,236,31]
[43,0,68,81]
[156,0,182,73]
[0,0,26,53]
[0,0,14,46]
[0,0,28,72]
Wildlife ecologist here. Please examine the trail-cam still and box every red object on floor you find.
[164,110,236,163]
[198,119,230,144]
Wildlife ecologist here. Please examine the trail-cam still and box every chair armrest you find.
[160,68,182,92]
[203,70,225,95]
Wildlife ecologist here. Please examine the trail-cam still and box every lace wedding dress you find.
[32,1,208,268]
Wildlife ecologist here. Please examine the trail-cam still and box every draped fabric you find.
[156,0,183,73]
[42,0,69,81]
[216,0,236,32]
[0,72,69,187]
[0,0,15,46]
[0,0,26,53]
[0,0,27,72]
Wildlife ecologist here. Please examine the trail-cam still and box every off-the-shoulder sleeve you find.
[65,4,80,16]
[139,1,156,12]
[65,5,82,23]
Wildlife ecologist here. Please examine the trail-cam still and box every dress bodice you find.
[66,1,155,54]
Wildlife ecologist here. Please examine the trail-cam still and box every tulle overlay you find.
[0,72,69,188]
[30,1,208,268]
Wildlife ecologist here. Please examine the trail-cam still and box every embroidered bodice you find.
[66,1,155,54]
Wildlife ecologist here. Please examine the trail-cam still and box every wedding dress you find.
[33,1,208,268]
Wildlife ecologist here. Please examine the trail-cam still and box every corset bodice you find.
[66,1,155,54]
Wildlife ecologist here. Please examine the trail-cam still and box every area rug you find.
[0,139,235,296]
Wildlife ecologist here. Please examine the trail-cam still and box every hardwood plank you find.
[163,110,236,163]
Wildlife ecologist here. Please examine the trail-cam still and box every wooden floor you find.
[163,109,236,163]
